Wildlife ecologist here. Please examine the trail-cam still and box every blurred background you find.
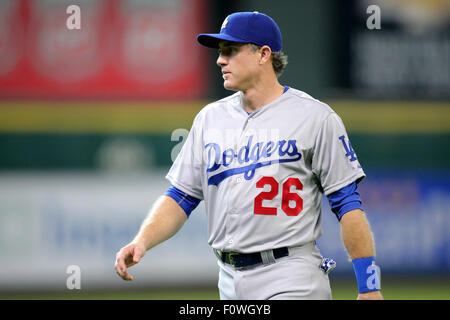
[0,0,449,300]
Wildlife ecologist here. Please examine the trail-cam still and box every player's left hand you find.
[357,291,384,300]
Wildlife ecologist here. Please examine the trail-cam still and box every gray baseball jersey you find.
[166,87,365,253]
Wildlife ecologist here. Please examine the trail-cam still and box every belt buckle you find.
[228,252,244,270]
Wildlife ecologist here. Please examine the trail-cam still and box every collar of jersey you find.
[243,85,290,116]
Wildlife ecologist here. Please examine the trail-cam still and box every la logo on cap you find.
[221,15,229,29]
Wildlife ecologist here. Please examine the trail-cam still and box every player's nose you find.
[216,53,227,67]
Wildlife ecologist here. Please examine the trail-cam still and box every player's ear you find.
[259,45,272,65]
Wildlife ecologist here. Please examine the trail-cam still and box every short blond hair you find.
[248,43,288,77]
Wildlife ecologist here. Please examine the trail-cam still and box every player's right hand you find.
[357,291,384,300]
[114,242,146,281]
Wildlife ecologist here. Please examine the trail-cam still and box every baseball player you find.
[115,11,383,300]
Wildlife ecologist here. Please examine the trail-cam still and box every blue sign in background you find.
[317,170,450,274]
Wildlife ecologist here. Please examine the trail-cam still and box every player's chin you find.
[223,80,239,91]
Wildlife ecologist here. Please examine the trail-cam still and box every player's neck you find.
[241,81,284,113]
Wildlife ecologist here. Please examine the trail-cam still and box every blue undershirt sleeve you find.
[165,185,202,217]
[327,181,363,221]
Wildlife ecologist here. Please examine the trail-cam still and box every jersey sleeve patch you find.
[312,112,366,196]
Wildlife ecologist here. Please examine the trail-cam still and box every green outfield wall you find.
[0,101,448,171]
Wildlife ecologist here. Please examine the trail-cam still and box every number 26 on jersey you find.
[254,176,303,216]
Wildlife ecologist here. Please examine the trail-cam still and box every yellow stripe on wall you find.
[331,101,450,134]
[0,101,204,134]
[0,100,449,134]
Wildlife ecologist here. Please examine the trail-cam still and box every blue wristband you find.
[352,257,381,293]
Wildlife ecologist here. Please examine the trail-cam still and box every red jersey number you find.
[254,176,303,216]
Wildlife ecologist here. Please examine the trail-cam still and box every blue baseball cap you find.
[197,11,282,52]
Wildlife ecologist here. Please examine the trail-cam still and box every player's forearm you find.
[339,209,375,259]
[132,195,187,251]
